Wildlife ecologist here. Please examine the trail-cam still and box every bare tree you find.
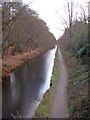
[57,0,76,49]
[80,5,87,23]
[67,0,74,49]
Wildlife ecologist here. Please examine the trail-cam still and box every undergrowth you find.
[62,50,89,118]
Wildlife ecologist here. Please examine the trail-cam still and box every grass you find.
[62,50,89,118]
[34,50,59,118]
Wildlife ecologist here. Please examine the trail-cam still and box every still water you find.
[2,48,56,118]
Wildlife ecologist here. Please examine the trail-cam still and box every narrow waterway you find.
[2,48,56,118]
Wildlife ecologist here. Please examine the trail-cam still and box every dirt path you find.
[50,46,68,118]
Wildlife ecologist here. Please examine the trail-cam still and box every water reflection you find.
[2,47,56,118]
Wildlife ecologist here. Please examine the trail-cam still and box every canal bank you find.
[34,49,60,118]
[2,48,43,79]
[34,47,68,118]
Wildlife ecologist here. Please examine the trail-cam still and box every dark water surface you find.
[2,48,56,118]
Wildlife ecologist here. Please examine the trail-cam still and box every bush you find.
[76,44,90,64]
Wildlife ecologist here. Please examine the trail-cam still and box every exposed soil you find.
[50,46,68,118]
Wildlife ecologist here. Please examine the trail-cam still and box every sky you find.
[23,0,88,40]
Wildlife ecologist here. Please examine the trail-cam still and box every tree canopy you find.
[2,2,56,56]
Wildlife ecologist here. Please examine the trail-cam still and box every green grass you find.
[34,50,59,118]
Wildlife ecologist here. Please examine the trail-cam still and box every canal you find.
[2,47,56,118]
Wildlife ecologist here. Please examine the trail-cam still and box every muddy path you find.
[50,46,68,118]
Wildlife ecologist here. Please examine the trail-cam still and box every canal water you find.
[2,47,57,118]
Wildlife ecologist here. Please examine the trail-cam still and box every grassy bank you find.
[34,50,59,118]
[62,50,88,118]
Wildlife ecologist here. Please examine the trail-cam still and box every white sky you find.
[23,0,88,40]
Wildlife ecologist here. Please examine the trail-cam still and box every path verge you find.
[34,49,59,118]
[62,50,88,118]
[50,47,68,118]
[34,47,68,118]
